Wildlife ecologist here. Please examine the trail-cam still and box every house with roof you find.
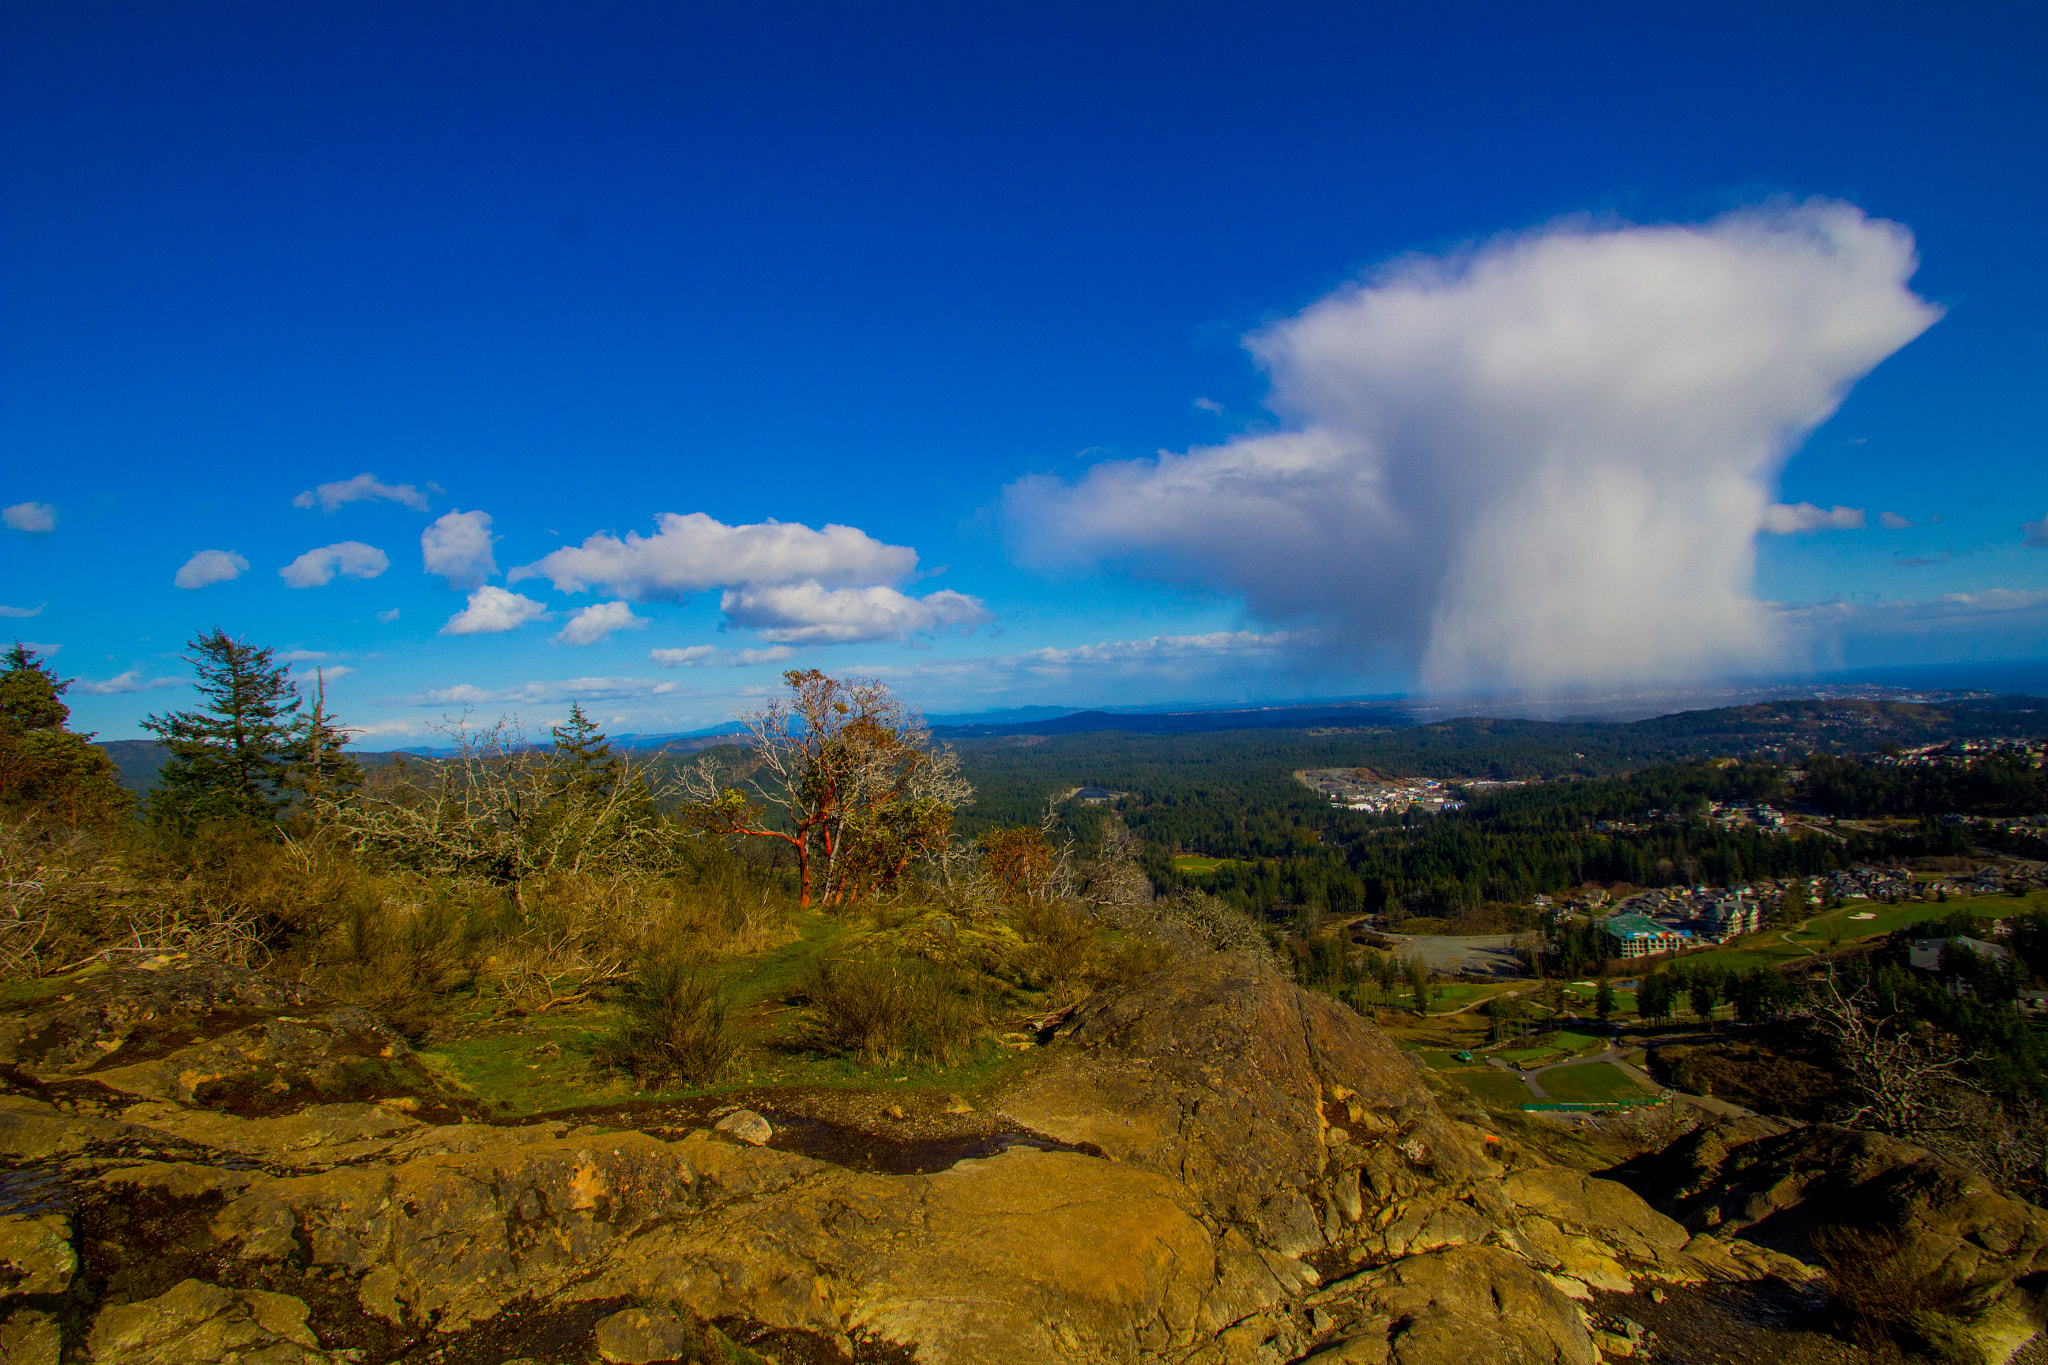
[1602,913,1687,959]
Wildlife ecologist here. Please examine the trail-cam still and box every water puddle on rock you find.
[524,1088,1102,1176]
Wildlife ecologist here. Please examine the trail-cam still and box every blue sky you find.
[4,3,2044,745]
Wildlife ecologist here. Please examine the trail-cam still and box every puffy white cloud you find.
[0,603,44,619]
[650,644,798,668]
[279,541,390,588]
[376,608,401,623]
[1761,502,1866,533]
[74,667,182,695]
[422,510,498,589]
[385,676,681,707]
[1878,511,1913,530]
[175,550,249,589]
[440,585,548,636]
[556,601,647,646]
[4,502,56,533]
[2024,514,2048,549]
[292,473,435,513]
[511,513,919,600]
[279,650,332,662]
[1008,201,1939,694]
[719,583,992,644]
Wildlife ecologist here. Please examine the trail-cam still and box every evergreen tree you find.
[143,629,316,826]
[0,641,130,826]
[1594,975,1615,1022]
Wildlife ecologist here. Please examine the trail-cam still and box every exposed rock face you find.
[3,955,2022,1364]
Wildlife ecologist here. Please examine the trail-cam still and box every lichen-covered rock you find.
[1311,1246,1599,1365]
[0,1211,75,1297]
[85,1278,343,1365]
[593,1306,691,1363]
[1,1307,64,1365]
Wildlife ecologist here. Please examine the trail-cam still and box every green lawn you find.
[1171,854,1245,875]
[1446,1068,1535,1108]
[1674,890,2046,977]
[1537,1061,1659,1105]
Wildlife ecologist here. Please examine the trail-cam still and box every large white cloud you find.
[1008,202,1940,694]
[3,502,56,533]
[422,510,498,589]
[441,585,548,636]
[719,583,992,644]
[556,601,647,646]
[292,473,434,513]
[512,512,919,599]
[279,541,390,588]
[174,550,249,589]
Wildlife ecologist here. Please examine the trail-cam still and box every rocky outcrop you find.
[1614,1119,2048,1364]
[0,955,1965,1364]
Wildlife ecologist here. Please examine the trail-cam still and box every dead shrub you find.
[593,954,742,1087]
[1814,1225,1987,1365]
[800,952,983,1065]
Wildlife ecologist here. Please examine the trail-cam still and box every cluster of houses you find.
[1301,768,1466,815]
[1600,887,1766,958]
[1875,737,2047,768]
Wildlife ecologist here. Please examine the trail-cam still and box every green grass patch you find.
[1447,1068,1535,1108]
[416,908,1047,1117]
[1537,1061,1660,1105]
[1171,854,1244,875]
[1496,1045,1564,1064]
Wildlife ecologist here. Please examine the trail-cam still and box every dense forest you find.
[942,700,2048,926]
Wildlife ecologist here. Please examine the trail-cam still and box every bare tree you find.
[1803,966,1982,1138]
[313,710,679,908]
[680,670,969,908]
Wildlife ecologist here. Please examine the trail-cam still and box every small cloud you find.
[280,541,390,588]
[278,650,332,663]
[423,510,498,589]
[2024,514,2048,549]
[1761,502,1866,534]
[556,601,647,646]
[441,585,548,636]
[1193,397,1224,414]
[376,608,401,623]
[649,644,797,668]
[175,550,249,589]
[3,502,56,533]
[292,663,355,680]
[292,474,433,513]
[18,641,61,657]
[719,583,993,644]
[1878,511,1913,530]
[1931,513,1944,524]
[74,667,182,695]
[0,603,44,619]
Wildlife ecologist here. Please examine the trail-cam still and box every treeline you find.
[1800,751,2048,818]
[954,731,1981,923]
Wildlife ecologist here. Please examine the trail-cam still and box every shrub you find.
[1089,935,1171,989]
[1814,1225,1987,1365]
[594,955,743,1087]
[800,952,983,1064]
[1013,899,1095,989]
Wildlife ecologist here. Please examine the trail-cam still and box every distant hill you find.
[97,739,170,793]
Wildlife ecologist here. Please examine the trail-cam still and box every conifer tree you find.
[143,628,328,826]
[0,641,130,826]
